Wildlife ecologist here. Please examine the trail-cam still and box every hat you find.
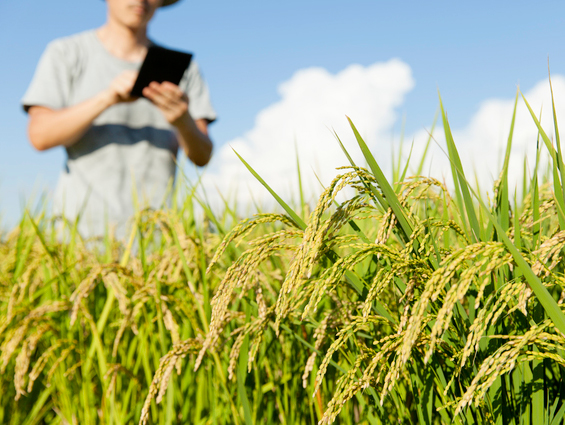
[101,0,181,7]
[161,0,180,6]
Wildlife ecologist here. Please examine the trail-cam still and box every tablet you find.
[130,45,193,98]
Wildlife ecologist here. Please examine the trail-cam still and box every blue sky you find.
[2,0,565,227]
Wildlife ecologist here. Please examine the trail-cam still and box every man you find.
[22,0,216,238]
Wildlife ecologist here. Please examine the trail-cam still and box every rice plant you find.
[3,83,565,424]
[0,184,357,424]
[186,89,565,424]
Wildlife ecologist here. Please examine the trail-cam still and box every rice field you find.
[2,88,565,424]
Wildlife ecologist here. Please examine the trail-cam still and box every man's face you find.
[106,0,163,30]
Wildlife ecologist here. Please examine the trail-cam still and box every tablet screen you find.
[130,45,193,98]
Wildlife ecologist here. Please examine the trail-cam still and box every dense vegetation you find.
[2,89,565,424]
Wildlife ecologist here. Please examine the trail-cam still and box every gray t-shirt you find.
[22,29,216,238]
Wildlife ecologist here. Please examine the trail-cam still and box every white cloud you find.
[411,77,565,196]
[200,58,565,213]
[201,59,415,209]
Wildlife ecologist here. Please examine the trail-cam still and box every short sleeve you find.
[182,60,217,123]
[21,40,74,112]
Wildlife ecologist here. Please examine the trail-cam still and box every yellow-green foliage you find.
[0,201,361,424]
[3,89,565,424]
[196,166,565,424]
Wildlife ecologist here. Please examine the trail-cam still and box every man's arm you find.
[143,81,213,166]
[27,71,138,151]
[174,117,213,167]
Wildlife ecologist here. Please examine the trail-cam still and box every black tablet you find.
[130,45,193,98]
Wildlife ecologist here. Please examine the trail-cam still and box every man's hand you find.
[28,71,140,151]
[106,70,139,105]
[143,81,212,166]
[142,81,189,125]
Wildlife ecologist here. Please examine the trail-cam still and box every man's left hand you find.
[143,81,189,126]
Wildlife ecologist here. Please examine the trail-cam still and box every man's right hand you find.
[105,70,139,105]
[28,70,140,151]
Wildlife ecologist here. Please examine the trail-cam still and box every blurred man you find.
[22,0,216,238]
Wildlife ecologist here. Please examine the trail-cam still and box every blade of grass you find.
[533,134,542,249]
[548,69,565,224]
[333,129,389,210]
[233,148,306,230]
[392,113,406,184]
[20,386,54,425]
[439,94,483,242]
[550,399,565,425]
[497,89,519,233]
[347,117,441,270]
[442,140,565,336]
[347,116,413,241]
[295,140,307,219]
[521,92,565,229]
[398,140,414,185]
[416,110,439,177]
[238,306,253,425]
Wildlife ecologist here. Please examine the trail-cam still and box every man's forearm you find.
[141,80,213,166]
[174,115,213,166]
[28,90,116,151]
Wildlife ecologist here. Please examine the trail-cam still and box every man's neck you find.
[96,21,149,63]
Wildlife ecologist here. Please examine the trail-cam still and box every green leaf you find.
[549,71,565,224]
[347,116,413,241]
[439,94,483,242]
[460,163,565,336]
[238,307,253,425]
[233,148,306,230]
[333,129,389,210]
[496,89,519,233]
[521,92,565,229]
[416,109,439,176]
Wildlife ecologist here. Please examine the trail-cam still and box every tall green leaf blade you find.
[347,116,413,240]
[522,94,556,159]
[533,136,542,249]
[549,71,565,221]
[416,110,439,176]
[233,148,307,230]
[392,113,407,184]
[238,308,253,425]
[462,171,565,336]
[550,399,565,425]
[521,92,565,229]
[497,89,519,233]
[333,129,389,210]
[398,141,414,185]
[438,117,565,334]
[439,94,483,242]
[295,140,307,219]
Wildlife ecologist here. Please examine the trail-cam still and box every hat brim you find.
[161,0,180,6]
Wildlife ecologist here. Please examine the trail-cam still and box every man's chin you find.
[123,18,150,31]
